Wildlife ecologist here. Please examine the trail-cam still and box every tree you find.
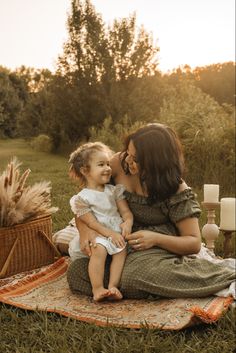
[164,62,235,106]
[193,62,235,106]
[15,66,53,93]
[15,67,54,138]
[51,0,160,147]
[0,67,25,137]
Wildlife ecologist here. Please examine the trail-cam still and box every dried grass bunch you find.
[0,158,58,227]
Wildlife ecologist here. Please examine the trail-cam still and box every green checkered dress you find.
[67,188,235,298]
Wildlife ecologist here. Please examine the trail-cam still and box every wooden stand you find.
[201,202,220,254]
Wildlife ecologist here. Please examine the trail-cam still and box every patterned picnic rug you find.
[0,257,233,330]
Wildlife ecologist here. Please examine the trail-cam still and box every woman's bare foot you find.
[108,287,123,301]
[93,288,111,302]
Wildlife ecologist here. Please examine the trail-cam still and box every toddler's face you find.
[86,150,112,187]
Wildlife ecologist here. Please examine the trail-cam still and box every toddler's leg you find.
[89,244,110,302]
[108,248,127,300]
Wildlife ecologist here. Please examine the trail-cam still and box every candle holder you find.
[220,229,235,258]
[201,202,220,254]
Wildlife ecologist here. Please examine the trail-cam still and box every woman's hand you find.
[126,231,157,251]
[126,217,201,255]
[75,217,97,256]
[80,230,98,256]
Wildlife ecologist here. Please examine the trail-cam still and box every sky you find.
[0,0,234,73]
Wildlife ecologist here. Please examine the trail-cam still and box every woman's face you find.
[125,140,139,175]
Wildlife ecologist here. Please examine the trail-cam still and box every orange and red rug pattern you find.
[0,257,233,330]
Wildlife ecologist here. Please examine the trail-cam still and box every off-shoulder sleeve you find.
[113,184,126,201]
[167,188,201,223]
[69,194,91,217]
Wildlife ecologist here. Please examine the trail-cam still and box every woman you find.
[67,123,235,299]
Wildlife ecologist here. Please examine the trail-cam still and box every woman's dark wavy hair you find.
[121,123,185,203]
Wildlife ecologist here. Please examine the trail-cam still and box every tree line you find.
[0,0,235,192]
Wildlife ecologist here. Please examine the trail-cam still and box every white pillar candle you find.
[220,198,236,231]
[204,184,219,203]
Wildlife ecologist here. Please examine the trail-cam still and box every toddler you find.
[69,142,133,301]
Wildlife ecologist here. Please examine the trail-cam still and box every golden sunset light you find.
[0,0,235,349]
[0,0,234,72]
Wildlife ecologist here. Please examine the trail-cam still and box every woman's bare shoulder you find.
[177,181,189,193]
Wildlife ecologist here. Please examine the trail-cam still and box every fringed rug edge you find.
[0,257,234,330]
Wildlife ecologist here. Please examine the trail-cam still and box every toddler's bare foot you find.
[93,288,111,302]
[108,287,123,301]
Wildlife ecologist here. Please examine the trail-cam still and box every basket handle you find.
[0,236,19,278]
[37,230,62,258]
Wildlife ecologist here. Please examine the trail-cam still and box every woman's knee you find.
[67,257,92,295]
[67,256,112,296]
[120,267,148,299]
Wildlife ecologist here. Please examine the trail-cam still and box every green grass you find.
[0,304,235,353]
[0,139,235,353]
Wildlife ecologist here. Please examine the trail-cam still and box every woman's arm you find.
[75,217,98,256]
[126,217,201,255]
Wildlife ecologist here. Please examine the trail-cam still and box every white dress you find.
[69,184,126,257]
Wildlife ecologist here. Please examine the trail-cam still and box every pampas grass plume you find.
[0,157,58,227]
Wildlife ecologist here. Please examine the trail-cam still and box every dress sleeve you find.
[167,188,201,223]
[69,194,91,217]
[113,184,126,201]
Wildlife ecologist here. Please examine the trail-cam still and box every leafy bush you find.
[30,134,53,153]
[89,116,144,152]
[159,80,235,195]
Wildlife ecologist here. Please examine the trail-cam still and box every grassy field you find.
[0,139,235,353]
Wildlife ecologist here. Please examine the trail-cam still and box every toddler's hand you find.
[120,220,133,237]
[109,232,126,248]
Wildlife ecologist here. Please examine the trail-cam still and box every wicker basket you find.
[0,215,61,278]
